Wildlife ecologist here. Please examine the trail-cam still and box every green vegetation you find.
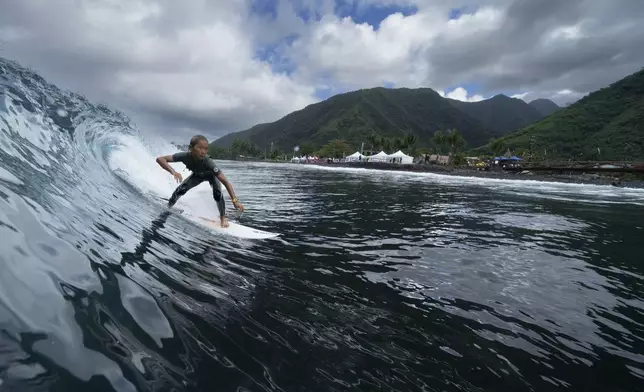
[365,133,417,153]
[208,139,284,160]
[432,129,466,156]
[209,132,419,160]
[316,139,353,158]
[473,67,644,160]
[447,95,551,135]
[210,86,554,156]
[528,98,561,117]
[208,130,472,161]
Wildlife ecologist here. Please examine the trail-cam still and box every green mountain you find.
[447,94,545,135]
[528,98,561,117]
[212,87,502,152]
[475,67,644,160]
[212,86,564,156]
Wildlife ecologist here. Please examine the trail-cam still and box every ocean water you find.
[1,57,644,392]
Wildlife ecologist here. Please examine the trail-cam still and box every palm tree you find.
[378,135,388,152]
[382,137,393,153]
[232,138,250,157]
[366,134,380,152]
[393,137,405,151]
[488,138,506,156]
[445,129,466,155]
[439,129,466,165]
[404,132,417,154]
[432,130,445,155]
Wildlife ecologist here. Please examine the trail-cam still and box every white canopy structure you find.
[387,150,414,164]
[368,151,389,162]
[345,151,365,162]
[291,156,317,162]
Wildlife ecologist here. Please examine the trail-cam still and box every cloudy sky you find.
[1,0,643,142]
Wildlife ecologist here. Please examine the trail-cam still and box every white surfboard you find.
[153,195,280,240]
[193,216,280,240]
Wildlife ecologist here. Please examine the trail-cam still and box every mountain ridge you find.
[528,98,561,117]
[212,86,557,152]
[446,94,546,135]
[475,67,644,160]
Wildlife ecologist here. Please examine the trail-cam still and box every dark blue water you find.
[2,57,644,392]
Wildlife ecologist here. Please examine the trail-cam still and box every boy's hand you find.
[232,198,244,211]
[172,172,183,183]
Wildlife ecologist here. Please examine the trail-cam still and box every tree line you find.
[208,129,469,162]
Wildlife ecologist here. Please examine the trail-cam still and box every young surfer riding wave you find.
[155,135,244,228]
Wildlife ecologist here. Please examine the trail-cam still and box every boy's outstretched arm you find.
[156,155,183,183]
[216,172,244,211]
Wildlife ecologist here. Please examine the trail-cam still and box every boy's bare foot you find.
[220,216,229,228]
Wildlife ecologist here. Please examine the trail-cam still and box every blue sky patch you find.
[334,0,418,29]
[294,3,324,23]
[448,5,479,20]
[249,0,278,19]
[254,34,299,75]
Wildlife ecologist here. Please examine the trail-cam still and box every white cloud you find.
[0,0,317,140]
[553,88,587,101]
[287,4,511,92]
[1,0,643,140]
[545,23,585,42]
[288,11,437,88]
[511,92,530,100]
[438,87,486,102]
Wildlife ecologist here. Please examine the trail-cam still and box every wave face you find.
[2,57,644,392]
[0,57,250,391]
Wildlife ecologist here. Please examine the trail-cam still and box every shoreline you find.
[295,161,644,189]
[228,158,644,189]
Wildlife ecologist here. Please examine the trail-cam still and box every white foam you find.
[1,94,53,152]
[0,122,26,159]
[296,164,644,204]
[0,164,22,185]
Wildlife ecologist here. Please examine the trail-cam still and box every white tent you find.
[387,150,414,164]
[368,151,389,162]
[345,151,364,162]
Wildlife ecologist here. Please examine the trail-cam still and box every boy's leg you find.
[168,174,204,207]
[207,175,226,217]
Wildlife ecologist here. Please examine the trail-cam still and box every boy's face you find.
[191,140,209,158]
